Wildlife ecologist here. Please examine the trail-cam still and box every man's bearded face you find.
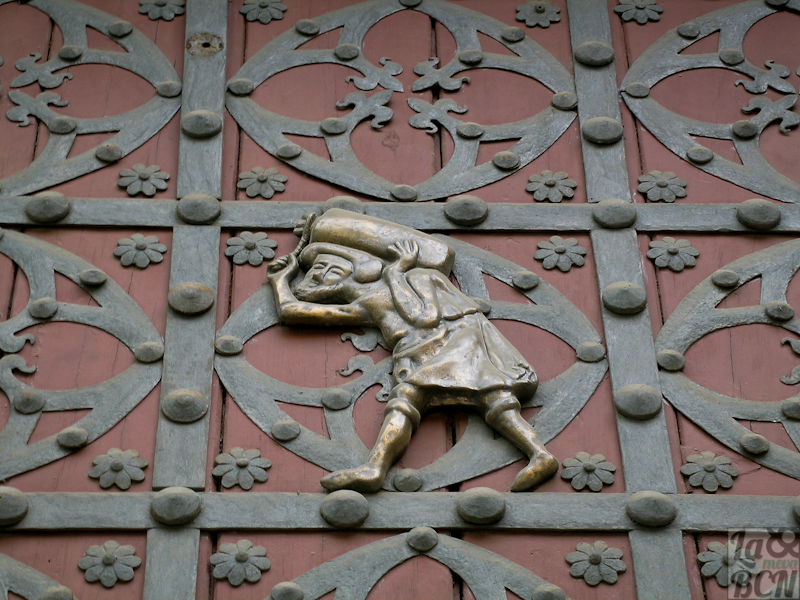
[294,254,355,303]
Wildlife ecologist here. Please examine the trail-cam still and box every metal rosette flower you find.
[620,0,800,203]
[266,532,569,600]
[0,230,163,479]
[656,239,800,478]
[0,0,182,196]
[226,0,576,201]
[215,237,606,491]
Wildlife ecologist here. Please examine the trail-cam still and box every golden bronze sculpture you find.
[267,208,558,493]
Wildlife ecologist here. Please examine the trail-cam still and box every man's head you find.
[295,243,383,303]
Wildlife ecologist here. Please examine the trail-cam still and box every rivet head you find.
[56,426,89,449]
[492,151,520,170]
[58,45,83,61]
[511,270,540,291]
[766,0,790,6]
[168,282,215,315]
[48,116,77,134]
[582,117,623,144]
[0,487,28,526]
[407,527,438,551]
[456,122,485,138]
[177,193,221,225]
[79,268,109,286]
[156,81,182,97]
[295,19,321,35]
[13,389,46,414]
[710,269,739,288]
[323,196,364,213]
[613,384,662,420]
[399,0,423,6]
[457,487,506,524]
[576,341,606,363]
[677,22,700,38]
[276,144,303,159]
[551,91,578,110]
[602,281,647,315]
[444,195,488,226]
[321,388,352,410]
[740,432,770,455]
[320,118,348,135]
[656,349,685,371]
[472,297,492,315]
[626,490,676,527]
[134,341,164,363]
[108,20,133,37]
[390,185,418,202]
[161,388,209,423]
[532,583,566,600]
[29,297,58,319]
[181,110,223,139]
[393,468,423,492]
[782,397,800,420]
[592,198,636,229]
[334,44,360,61]
[39,585,74,600]
[150,487,202,525]
[272,419,301,441]
[320,490,370,528]
[766,301,794,321]
[573,41,614,66]
[624,82,650,98]
[732,120,759,139]
[227,78,255,96]
[95,143,124,162]
[686,146,714,164]
[271,582,305,600]
[501,26,525,43]
[215,335,244,355]
[458,50,483,65]
[736,199,781,230]
[719,48,745,65]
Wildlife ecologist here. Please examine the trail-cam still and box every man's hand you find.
[267,253,299,279]
[387,239,419,273]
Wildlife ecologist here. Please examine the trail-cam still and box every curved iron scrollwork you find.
[0,229,163,480]
[0,0,182,196]
[215,237,606,491]
[621,0,800,203]
[226,0,576,201]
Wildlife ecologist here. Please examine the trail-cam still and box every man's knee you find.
[384,398,422,429]
[484,392,522,427]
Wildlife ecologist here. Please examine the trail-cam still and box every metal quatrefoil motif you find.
[226,0,577,201]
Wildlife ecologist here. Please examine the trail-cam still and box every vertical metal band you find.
[143,528,201,600]
[629,529,692,599]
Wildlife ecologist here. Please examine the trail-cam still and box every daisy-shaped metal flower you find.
[117,164,170,196]
[79,541,141,588]
[139,0,185,21]
[614,0,663,25]
[566,541,627,586]
[515,1,561,28]
[698,541,760,587]
[114,234,167,268]
[525,170,577,203]
[225,232,278,266]
[637,170,687,202]
[680,451,739,493]
[211,540,271,586]
[213,447,272,490]
[561,452,616,492]
[534,236,587,272]
[88,448,148,490]
[240,0,287,23]
[237,167,287,199]
[646,237,699,272]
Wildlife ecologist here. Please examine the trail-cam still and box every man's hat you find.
[307,208,455,275]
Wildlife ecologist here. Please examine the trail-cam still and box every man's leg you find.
[483,391,558,492]
[320,384,422,493]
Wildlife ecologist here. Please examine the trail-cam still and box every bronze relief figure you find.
[268,208,558,493]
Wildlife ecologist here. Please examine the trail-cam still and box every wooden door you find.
[0,0,799,598]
